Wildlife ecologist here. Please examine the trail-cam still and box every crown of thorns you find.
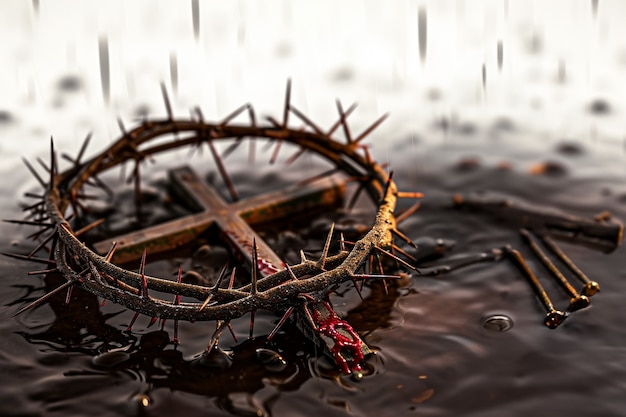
[8,81,427,373]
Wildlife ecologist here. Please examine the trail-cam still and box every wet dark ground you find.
[3,2,626,416]
[2,121,626,417]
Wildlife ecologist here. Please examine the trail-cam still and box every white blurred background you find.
[1,0,626,177]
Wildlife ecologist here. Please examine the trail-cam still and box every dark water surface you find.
[2,126,626,417]
[3,2,626,416]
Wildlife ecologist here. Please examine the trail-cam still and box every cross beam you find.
[94,165,371,372]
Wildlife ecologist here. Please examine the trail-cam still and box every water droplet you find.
[92,351,130,368]
[255,348,287,372]
[482,314,514,332]
[418,6,427,63]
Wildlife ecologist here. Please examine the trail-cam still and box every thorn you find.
[267,306,294,341]
[284,262,299,281]
[27,229,57,258]
[351,278,364,300]
[104,241,118,262]
[374,250,385,275]
[198,292,214,312]
[284,147,306,166]
[270,139,283,164]
[147,316,159,328]
[296,168,340,186]
[27,268,58,276]
[126,311,141,331]
[22,157,46,188]
[226,321,237,342]
[352,273,402,280]
[318,222,335,270]
[228,267,237,289]
[347,181,366,211]
[219,103,250,127]
[3,219,54,227]
[391,243,417,262]
[380,171,395,203]
[74,132,92,166]
[374,245,417,270]
[327,103,357,136]
[289,104,325,135]
[395,201,421,224]
[213,263,228,290]
[397,191,424,199]
[391,228,417,249]
[64,285,73,305]
[73,218,106,237]
[174,266,183,305]
[340,232,346,252]
[13,280,73,317]
[251,238,258,295]
[139,248,149,297]
[49,137,56,192]
[160,82,173,121]
[133,160,142,209]
[335,99,353,143]
[300,250,307,263]
[354,113,390,144]
[283,79,292,128]
[249,310,256,340]
[207,139,239,202]
[2,252,56,265]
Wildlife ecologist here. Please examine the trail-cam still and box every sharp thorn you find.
[374,245,417,270]
[249,310,256,340]
[327,102,357,136]
[22,157,46,188]
[27,268,58,276]
[289,104,325,135]
[335,99,353,143]
[391,228,417,248]
[160,82,173,120]
[13,280,73,317]
[2,252,56,265]
[318,222,335,269]
[251,238,258,295]
[73,218,106,237]
[354,113,389,143]
[207,139,239,202]
[104,241,118,262]
[283,78,292,128]
[219,103,249,127]
[126,311,141,331]
[267,306,295,341]
[139,248,148,297]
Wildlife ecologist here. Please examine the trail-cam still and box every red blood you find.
[312,302,364,374]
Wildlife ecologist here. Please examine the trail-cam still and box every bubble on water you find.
[482,314,514,332]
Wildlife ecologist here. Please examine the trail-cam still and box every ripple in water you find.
[481,314,514,332]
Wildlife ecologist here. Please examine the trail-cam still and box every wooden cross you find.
[94,165,371,372]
